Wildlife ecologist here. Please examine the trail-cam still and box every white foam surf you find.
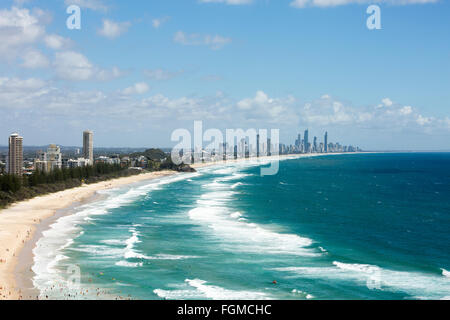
[154,279,270,300]
[71,227,201,264]
[115,260,143,268]
[273,261,450,299]
[120,227,200,262]
[189,166,318,257]
[32,172,200,298]
[291,289,314,299]
[230,211,243,219]
[231,182,244,189]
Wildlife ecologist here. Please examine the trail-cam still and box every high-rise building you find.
[304,129,309,153]
[35,144,62,172]
[313,136,318,153]
[7,133,23,175]
[238,138,246,158]
[295,134,301,149]
[324,132,328,153]
[222,142,227,160]
[83,130,94,165]
[256,134,260,157]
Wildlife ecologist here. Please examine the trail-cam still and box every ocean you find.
[32,153,450,300]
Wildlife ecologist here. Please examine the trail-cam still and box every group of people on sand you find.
[0,227,35,300]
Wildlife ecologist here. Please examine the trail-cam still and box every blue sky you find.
[0,0,449,150]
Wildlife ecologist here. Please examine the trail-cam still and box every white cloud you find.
[21,50,49,68]
[0,6,74,73]
[0,77,46,90]
[54,51,94,81]
[0,6,47,59]
[174,31,232,50]
[0,6,123,80]
[444,117,450,129]
[297,94,444,133]
[122,82,150,95]
[0,76,229,125]
[0,5,125,82]
[237,90,272,110]
[400,106,412,115]
[44,34,72,50]
[97,19,131,39]
[382,97,393,107]
[152,17,169,29]
[416,114,432,126]
[290,0,438,8]
[1,76,449,149]
[53,51,124,81]
[0,77,48,110]
[96,66,125,81]
[237,91,299,124]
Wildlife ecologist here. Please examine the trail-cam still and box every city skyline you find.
[0,127,359,176]
[1,128,358,155]
[0,1,449,150]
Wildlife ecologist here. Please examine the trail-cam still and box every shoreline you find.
[0,152,364,300]
[0,170,176,300]
[14,190,109,300]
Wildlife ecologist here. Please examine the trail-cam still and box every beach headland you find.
[0,152,359,300]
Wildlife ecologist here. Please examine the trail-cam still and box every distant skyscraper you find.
[267,138,271,156]
[83,130,94,164]
[256,134,260,157]
[223,142,227,160]
[313,136,317,152]
[324,132,328,153]
[7,133,23,175]
[304,129,309,153]
[295,134,301,149]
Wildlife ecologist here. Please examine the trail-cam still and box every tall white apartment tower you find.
[7,133,23,175]
[83,130,94,165]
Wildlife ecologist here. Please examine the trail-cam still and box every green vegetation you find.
[0,163,136,209]
[160,157,196,172]
[127,148,195,172]
[130,148,167,161]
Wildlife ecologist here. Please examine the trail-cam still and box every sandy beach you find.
[0,152,353,300]
[0,170,176,300]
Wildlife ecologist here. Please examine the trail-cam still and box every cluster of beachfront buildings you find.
[0,131,156,176]
[1,131,96,175]
[32,130,125,173]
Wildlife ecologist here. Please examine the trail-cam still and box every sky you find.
[0,0,449,150]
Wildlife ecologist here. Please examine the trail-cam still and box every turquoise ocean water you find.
[32,153,450,300]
